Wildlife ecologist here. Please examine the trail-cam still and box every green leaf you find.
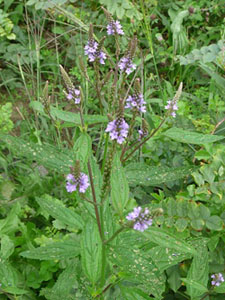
[175,218,189,232]
[143,227,197,255]
[120,285,151,300]
[2,287,28,295]
[20,238,79,260]
[36,195,84,230]
[205,216,223,231]
[0,235,14,260]
[164,128,224,144]
[45,263,77,299]
[111,153,129,216]
[149,246,192,271]
[186,240,209,298]
[81,220,102,284]
[214,281,225,293]
[125,163,196,186]
[182,278,208,295]
[73,133,91,165]
[110,232,166,299]
[0,261,18,288]
[0,133,73,173]
[30,101,107,125]
[167,266,181,293]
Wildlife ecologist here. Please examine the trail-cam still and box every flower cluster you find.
[126,207,153,232]
[84,39,106,64]
[66,88,81,104]
[66,173,89,193]
[125,93,146,113]
[165,99,178,117]
[105,117,129,144]
[211,273,224,287]
[107,20,124,35]
[118,56,136,75]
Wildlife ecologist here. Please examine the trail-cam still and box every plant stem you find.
[104,226,125,245]
[121,117,167,163]
[101,133,109,174]
[139,0,162,95]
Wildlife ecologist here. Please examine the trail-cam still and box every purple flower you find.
[126,207,153,232]
[211,273,224,287]
[165,99,178,117]
[84,39,106,64]
[66,88,81,104]
[118,56,136,75]
[107,20,124,35]
[105,118,129,144]
[125,93,146,113]
[138,129,148,141]
[66,173,89,193]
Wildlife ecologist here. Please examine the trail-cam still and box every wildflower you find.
[105,117,129,144]
[107,20,124,35]
[66,88,81,104]
[165,99,178,117]
[125,93,146,113]
[165,83,183,118]
[118,56,136,75]
[84,39,106,64]
[126,207,153,232]
[211,273,224,287]
[66,173,89,193]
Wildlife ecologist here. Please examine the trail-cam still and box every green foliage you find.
[0,9,15,40]
[0,103,13,133]
[0,0,225,299]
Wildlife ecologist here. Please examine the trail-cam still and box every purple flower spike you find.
[118,56,136,75]
[165,99,178,117]
[84,40,106,64]
[66,173,89,193]
[126,207,153,232]
[107,20,124,35]
[66,88,81,104]
[125,93,146,113]
[211,273,224,287]
[105,118,129,144]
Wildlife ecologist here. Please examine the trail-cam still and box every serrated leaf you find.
[182,278,208,295]
[36,195,83,229]
[73,133,91,165]
[186,240,209,298]
[0,235,14,260]
[0,261,18,287]
[111,153,129,216]
[0,133,73,173]
[125,163,195,186]
[45,263,77,299]
[81,220,102,284]
[2,287,28,295]
[20,239,79,260]
[164,128,224,144]
[30,101,107,125]
[110,233,166,299]
[143,227,197,255]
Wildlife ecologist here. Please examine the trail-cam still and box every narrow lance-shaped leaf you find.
[186,240,209,299]
[164,127,224,144]
[81,220,102,284]
[36,195,84,230]
[20,239,80,260]
[111,152,129,216]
